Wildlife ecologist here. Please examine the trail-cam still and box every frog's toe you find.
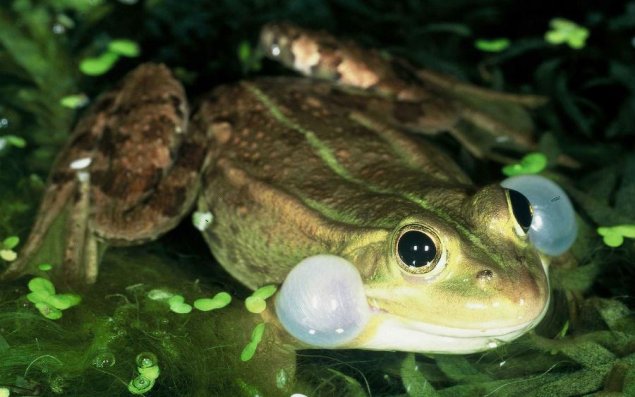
[275,254,370,348]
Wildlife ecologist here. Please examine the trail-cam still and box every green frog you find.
[3,23,573,354]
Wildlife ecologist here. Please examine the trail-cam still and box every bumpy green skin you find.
[195,77,548,338]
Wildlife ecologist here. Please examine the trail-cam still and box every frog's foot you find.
[259,23,549,163]
[1,166,100,286]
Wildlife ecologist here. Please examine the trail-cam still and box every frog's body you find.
[4,24,557,353]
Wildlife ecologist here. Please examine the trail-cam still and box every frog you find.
[2,23,573,354]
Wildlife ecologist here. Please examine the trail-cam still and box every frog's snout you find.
[471,260,549,326]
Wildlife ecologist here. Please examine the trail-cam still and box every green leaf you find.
[240,341,257,362]
[147,289,174,301]
[168,295,192,314]
[193,292,232,311]
[598,225,635,247]
[128,376,155,395]
[138,365,160,381]
[245,296,266,313]
[240,323,266,362]
[474,38,510,52]
[28,277,56,295]
[38,263,53,271]
[252,284,277,300]
[1,135,26,148]
[48,293,81,310]
[2,236,19,249]
[60,94,89,109]
[35,302,62,320]
[0,249,17,261]
[79,51,120,76]
[26,291,50,304]
[107,39,140,57]
[502,152,548,176]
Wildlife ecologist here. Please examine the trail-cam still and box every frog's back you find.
[195,77,472,289]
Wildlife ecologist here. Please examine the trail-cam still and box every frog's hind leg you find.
[88,65,209,247]
[260,23,548,163]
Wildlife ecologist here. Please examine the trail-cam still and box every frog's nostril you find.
[476,269,494,281]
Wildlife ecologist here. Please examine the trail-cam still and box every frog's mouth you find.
[358,292,550,354]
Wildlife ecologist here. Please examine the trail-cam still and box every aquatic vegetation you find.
[25,277,81,319]
[474,38,511,53]
[0,0,634,395]
[166,295,192,314]
[597,225,635,247]
[545,18,590,49]
[194,292,232,311]
[241,323,266,362]
[127,352,160,395]
[502,152,548,176]
[244,284,277,314]
[0,236,19,262]
[80,39,140,76]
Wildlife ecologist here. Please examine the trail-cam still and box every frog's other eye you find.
[501,175,577,256]
[506,189,533,233]
[395,228,441,274]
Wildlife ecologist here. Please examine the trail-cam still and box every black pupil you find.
[508,189,533,231]
[397,231,437,268]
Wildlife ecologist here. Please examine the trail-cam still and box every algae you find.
[1,0,635,396]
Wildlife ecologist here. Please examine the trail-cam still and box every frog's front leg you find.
[259,22,545,163]
[2,64,207,286]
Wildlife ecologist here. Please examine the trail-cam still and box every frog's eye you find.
[501,175,577,256]
[395,228,441,274]
[506,189,533,233]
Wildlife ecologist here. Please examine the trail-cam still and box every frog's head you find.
[357,183,550,353]
[275,183,563,354]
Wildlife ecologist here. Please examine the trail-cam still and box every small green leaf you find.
[168,295,192,314]
[35,302,63,320]
[147,289,174,301]
[2,135,27,148]
[38,263,53,271]
[138,365,160,381]
[60,94,89,109]
[252,285,277,300]
[108,39,140,57]
[545,18,589,49]
[474,38,510,52]
[502,152,548,176]
[28,277,56,295]
[48,293,81,310]
[79,52,120,76]
[2,236,20,249]
[240,323,266,361]
[597,225,635,247]
[26,291,50,304]
[245,296,266,314]
[193,292,232,311]
[251,322,266,344]
[128,375,155,395]
[240,341,258,362]
[238,40,251,63]
[0,249,17,262]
